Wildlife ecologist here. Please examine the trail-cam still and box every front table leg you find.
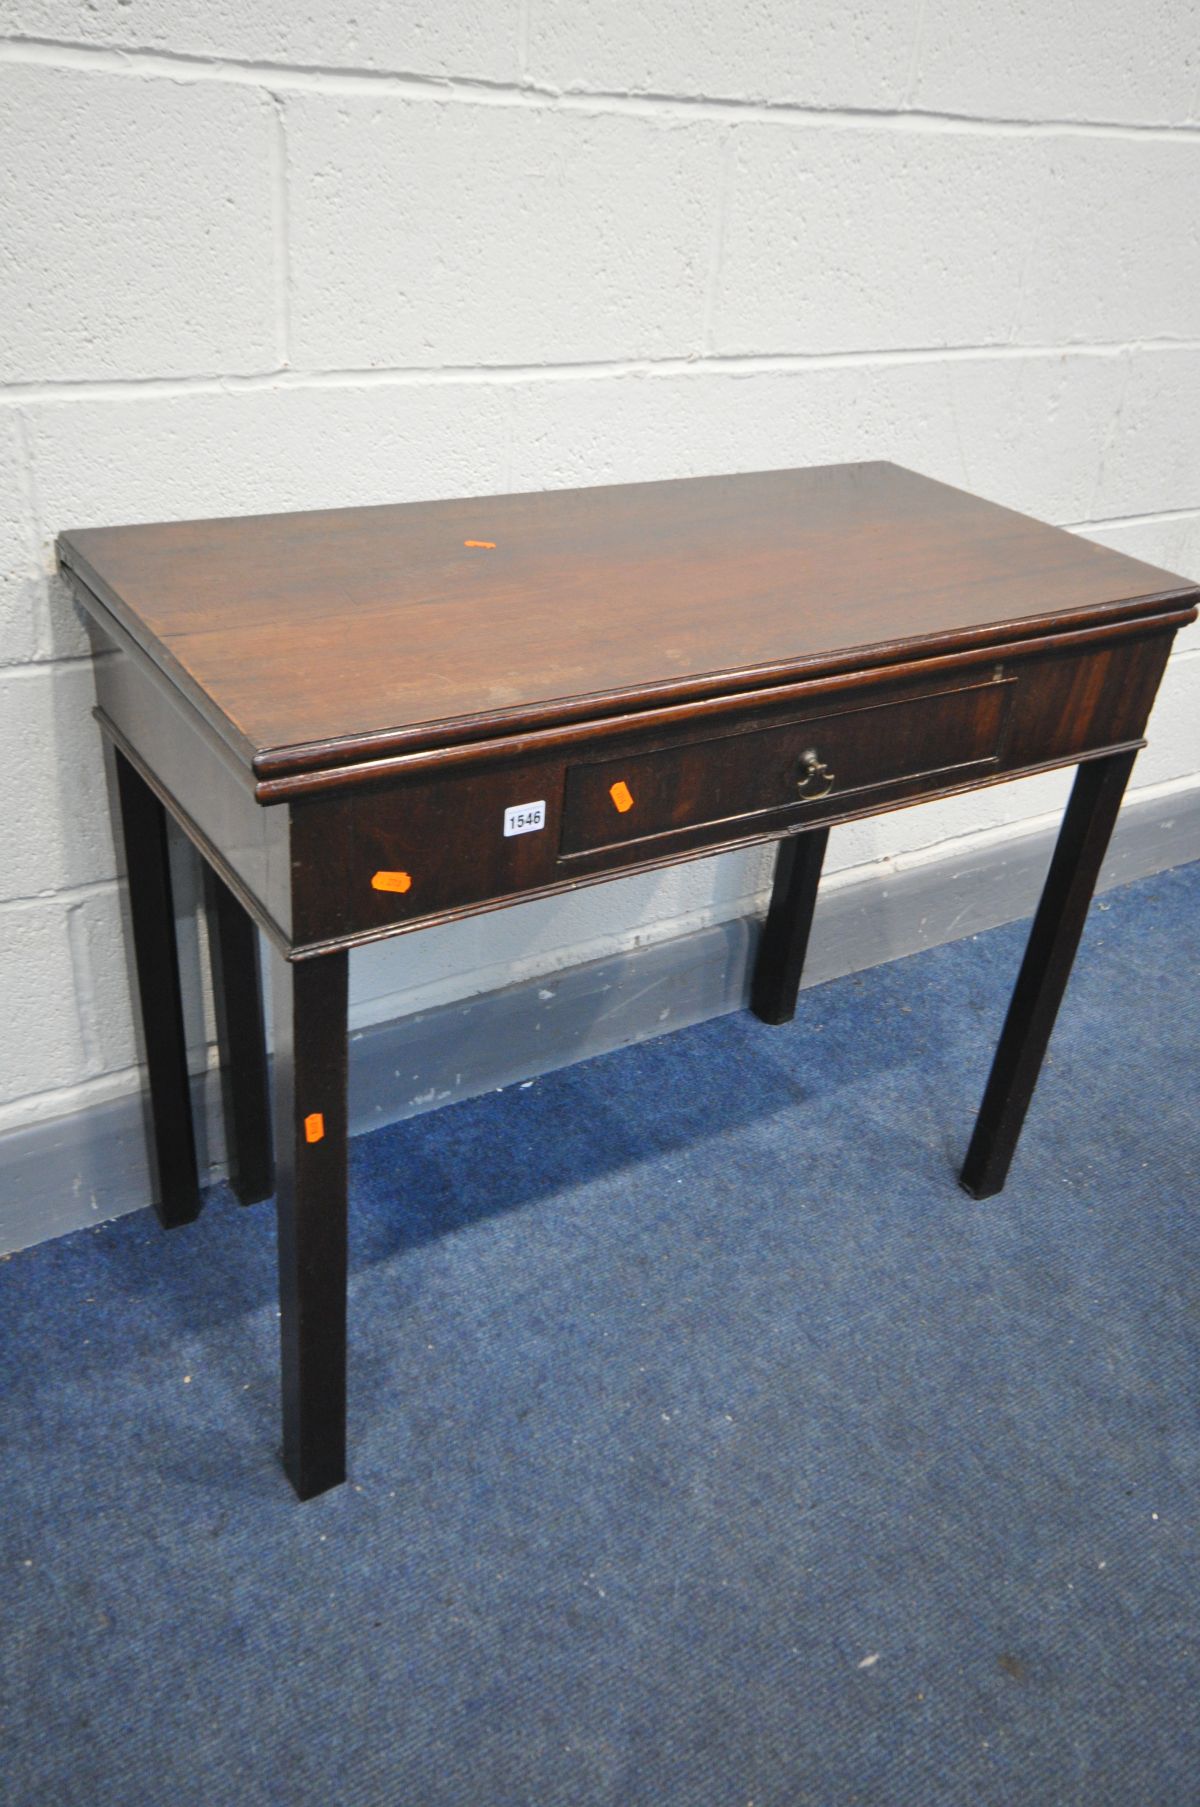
[960,749,1138,1200]
[270,945,350,1499]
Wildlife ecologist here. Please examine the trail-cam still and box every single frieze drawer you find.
[560,675,1013,856]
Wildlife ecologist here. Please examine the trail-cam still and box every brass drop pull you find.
[796,748,835,798]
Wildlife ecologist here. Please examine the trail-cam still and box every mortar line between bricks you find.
[9,407,57,655]
[1087,348,1134,523]
[0,874,122,915]
[268,93,292,368]
[63,899,103,1077]
[11,409,42,552]
[0,35,1199,141]
[516,0,530,84]
[501,389,516,493]
[1065,505,1200,532]
[700,133,733,355]
[3,338,1200,406]
[1,654,102,681]
[902,0,929,110]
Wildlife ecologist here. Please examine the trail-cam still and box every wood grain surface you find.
[59,462,1197,777]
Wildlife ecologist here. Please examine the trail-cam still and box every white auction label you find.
[503,800,546,837]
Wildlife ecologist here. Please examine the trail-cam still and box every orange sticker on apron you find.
[609,780,634,814]
[371,870,412,894]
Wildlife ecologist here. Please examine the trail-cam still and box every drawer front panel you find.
[560,677,1011,857]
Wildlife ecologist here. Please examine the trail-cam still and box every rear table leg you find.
[750,827,830,1026]
[205,864,273,1206]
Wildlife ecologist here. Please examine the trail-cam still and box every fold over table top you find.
[58,461,1196,786]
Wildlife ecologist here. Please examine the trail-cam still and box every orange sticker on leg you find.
[609,780,634,813]
[304,1112,325,1144]
[371,870,412,894]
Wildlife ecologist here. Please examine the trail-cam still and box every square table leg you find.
[204,865,273,1206]
[960,748,1138,1200]
[750,826,830,1025]
[270,944,350,1500]
[113,747,202,1229]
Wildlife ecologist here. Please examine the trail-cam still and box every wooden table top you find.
[58,461,1195,781]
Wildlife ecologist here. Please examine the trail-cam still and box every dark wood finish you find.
[560,671,1010,855]
[83,599,291,941]
[112,748,202,1229]
[57,463,1196,786]
[205,866,273,1206]
[271,946,350,1500]
[751,829,830,1025]
[285,635,1174,955]
[56,463,1197,1497]
[960,750,1139,1201]
[1002,632,1174,770]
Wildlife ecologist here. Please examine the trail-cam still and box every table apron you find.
[287,631,1172,953]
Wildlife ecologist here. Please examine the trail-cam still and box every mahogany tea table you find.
[57,462,1198,1498]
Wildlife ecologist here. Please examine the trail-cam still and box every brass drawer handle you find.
[796,748,835,798]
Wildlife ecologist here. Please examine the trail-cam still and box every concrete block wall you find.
[0,4,1197,1148]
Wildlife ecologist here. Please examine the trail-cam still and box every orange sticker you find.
[304,1112,325,1144]
[609,780,634,814]
[464,540,496,549]
[371,870,412,894]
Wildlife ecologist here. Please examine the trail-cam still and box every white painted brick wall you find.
[287,102,720,367]
[0,66,277,382]
[715,132,1200,351]
[0,4,1197,1145]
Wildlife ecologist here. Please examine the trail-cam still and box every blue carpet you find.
[2,861,1198,1807]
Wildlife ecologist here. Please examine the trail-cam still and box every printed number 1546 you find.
[504,800,546,837]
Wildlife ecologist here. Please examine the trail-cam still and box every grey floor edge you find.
[3,783,1198,1255]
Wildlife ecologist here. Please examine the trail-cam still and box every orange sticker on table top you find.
[304,1112,325,1144]
[371,870,412,894]
[609,780,634,814]
[464,540,496,549]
